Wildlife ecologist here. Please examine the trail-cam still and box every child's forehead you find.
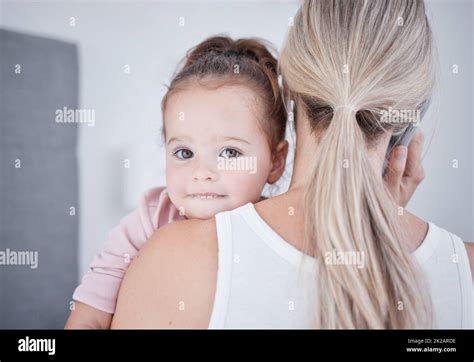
[165,84,261,121]
[164,84,264,138]
[165,111,260,141]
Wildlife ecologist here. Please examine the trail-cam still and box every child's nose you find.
[192,162,219,181]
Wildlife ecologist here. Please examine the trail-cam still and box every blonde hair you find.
[280,0,435,328]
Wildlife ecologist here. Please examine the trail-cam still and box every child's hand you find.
[65,301,113,329]
[384,129,425,207]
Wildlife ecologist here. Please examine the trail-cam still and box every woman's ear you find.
[267,140,289,184]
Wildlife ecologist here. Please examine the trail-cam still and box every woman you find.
[111,0,473,329]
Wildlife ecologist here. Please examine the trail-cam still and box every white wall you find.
[2,0,472,279]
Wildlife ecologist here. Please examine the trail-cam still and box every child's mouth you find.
[188,193,227,200]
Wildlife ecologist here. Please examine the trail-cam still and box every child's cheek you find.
[166,162,189,197]
[221,167,269,204]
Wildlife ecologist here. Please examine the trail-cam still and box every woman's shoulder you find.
[147,217,218,256]
[112,217,218,328]
[143,217,218,282]
[142,216,218,282]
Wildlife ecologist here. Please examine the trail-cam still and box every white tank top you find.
[208,202,473,329]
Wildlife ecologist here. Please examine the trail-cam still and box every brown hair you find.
[161,35,286,149]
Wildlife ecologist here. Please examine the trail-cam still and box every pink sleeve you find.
[72,186,185,313]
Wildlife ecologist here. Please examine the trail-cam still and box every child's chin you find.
[185,202,228,220]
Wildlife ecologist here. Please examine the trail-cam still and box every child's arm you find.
[65,187,181,328]
[65,301,113,329]
[69,210,146,318]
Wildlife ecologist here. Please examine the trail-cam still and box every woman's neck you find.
[288,115,391,192]
[287,114,316,192]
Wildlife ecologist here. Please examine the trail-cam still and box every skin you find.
[64,87,445,329]
[164,84,287,220]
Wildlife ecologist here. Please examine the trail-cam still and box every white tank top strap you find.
[208,209,233,329]
[209,203,317,329]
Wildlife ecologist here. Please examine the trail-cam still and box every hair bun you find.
[183,36,235,67]
[183,35,277,70]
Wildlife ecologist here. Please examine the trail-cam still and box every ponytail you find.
[304,106,431,328]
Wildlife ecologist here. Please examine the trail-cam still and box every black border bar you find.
[0,329,473,361]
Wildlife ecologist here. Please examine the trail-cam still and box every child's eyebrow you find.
[220,136,251,145]
[167,136,190,145]
[167,135,250,145]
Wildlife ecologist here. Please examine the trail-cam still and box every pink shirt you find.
[72,186,186,314]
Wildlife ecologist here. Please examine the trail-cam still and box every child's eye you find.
[219,148,242,159]
[174,148,194,160]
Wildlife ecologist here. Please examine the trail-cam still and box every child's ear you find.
[267,140,289,184]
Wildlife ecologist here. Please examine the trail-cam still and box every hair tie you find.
[333,105,357,113]
[277,74,283,89]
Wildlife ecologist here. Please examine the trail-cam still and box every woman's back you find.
[209,198,473,329]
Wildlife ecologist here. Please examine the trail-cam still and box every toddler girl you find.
[69,36,289,326]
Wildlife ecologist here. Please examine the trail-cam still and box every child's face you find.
[164,84,275,219]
